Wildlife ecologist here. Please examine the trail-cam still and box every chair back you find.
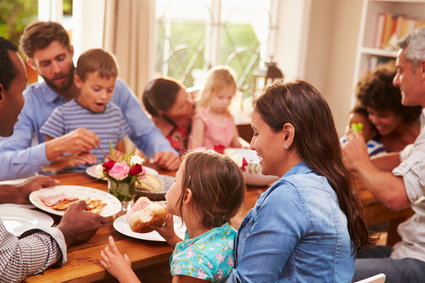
[355,273,386,283]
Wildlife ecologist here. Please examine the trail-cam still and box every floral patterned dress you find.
[170,223,236,282]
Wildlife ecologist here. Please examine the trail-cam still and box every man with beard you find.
[0,36,106,282]
[0,21,180,180]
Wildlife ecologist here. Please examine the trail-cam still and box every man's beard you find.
[43,65,75,92]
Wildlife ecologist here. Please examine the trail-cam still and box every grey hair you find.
[397,27,425,69]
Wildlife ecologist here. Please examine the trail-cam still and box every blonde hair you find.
[198,65,237,108]
[76,48,118,81]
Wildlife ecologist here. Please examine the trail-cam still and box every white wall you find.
[303,0,363,135]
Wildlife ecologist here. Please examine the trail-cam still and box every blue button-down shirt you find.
[227,161,355,283]
[0,78,176,180]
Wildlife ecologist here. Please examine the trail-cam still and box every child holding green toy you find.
[340,106,384,157]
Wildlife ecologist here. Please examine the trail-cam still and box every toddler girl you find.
[190,66,242,149]
[100,150,245,282]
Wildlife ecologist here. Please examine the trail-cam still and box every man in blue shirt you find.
[0,21,180,180]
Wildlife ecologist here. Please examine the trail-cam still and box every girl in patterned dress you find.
[100,150,245,283]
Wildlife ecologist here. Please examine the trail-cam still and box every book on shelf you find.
[373,13,425,51]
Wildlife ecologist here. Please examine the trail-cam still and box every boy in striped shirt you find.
[40,49,131,172]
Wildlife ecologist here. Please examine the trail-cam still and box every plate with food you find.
[225,148,279,186]
[29,185,122,217]
[86,164,159,180]
[134,174,175,201]
[113,197,185,241]
[0,207,54,236]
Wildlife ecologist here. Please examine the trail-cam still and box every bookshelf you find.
[353,0,425,91]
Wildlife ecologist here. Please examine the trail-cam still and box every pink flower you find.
[108,161,130,180]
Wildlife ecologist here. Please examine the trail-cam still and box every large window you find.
[155,0,278,99]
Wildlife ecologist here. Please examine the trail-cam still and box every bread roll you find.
[127,197,167,233]
[136,174,163,192]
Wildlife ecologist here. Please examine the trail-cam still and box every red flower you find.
[102,160,116,173]
[129,163,143,176]
[213,144,225,154]
[241,157,248,172]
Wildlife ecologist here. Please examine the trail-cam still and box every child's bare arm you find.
[100,236,141,283]
[230,124,242,148]
[190,118,205,149]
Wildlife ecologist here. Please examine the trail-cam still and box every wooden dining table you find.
[24,169,413,283]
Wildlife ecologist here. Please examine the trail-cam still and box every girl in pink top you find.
[190,66,242,149]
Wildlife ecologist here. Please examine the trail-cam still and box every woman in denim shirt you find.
[227,80,373,282]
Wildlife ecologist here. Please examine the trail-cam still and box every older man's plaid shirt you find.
[0,222,67,283]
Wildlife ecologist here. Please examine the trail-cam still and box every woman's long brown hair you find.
[254,80,373,250]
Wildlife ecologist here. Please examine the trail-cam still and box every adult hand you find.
[56,201,106,246]
[14,176,60,204]
[341,132,370,172]
[43,152,97,172]
[46,128,100,161]
[153,151,181,171]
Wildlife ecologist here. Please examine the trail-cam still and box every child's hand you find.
[153,214,182,247]
[100,236,140,283]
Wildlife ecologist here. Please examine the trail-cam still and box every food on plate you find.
[38,193,106,214]
[126,197,167,233]
[39,193,78,210]
[136,174,163,192]
[84,198,107,214]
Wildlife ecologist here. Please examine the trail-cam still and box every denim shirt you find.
[227,161,354,283]
[0,78,176,180]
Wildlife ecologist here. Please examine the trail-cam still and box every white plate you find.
[29,185,122,217]
[0,207,54,236]
[86,164,159,180]
[225,148,279,186]
[113,215,186,242]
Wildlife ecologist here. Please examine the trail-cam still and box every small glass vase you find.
[107,178,136,213]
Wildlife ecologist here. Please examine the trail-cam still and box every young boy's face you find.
[75,71,115,113]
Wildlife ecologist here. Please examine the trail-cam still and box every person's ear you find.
[69,45,74,57]
[74,74,83,88]
[182,188,193,205]
[26,59,36,71]
[282,123,295,149]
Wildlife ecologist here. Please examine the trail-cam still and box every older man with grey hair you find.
[342,27,425,282]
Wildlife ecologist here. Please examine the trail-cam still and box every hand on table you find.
[46,128,100,160]
[43,152,97,172]
[153,151,181,171]
[100,236,140,283]
[56,201,106,246]
[14,176,60,204]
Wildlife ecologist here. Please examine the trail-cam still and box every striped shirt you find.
[40,100,132,171]
[0,222,66,282]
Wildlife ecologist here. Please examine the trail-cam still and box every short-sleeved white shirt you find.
[392,108,425,261]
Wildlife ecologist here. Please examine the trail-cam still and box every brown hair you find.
[142,78,184,117]
[356,62,421,123]
[254,80,373,250]
[177,150,245,229]
[76,49,118,81]
[198,66,237,108]
[19,21,70,59]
